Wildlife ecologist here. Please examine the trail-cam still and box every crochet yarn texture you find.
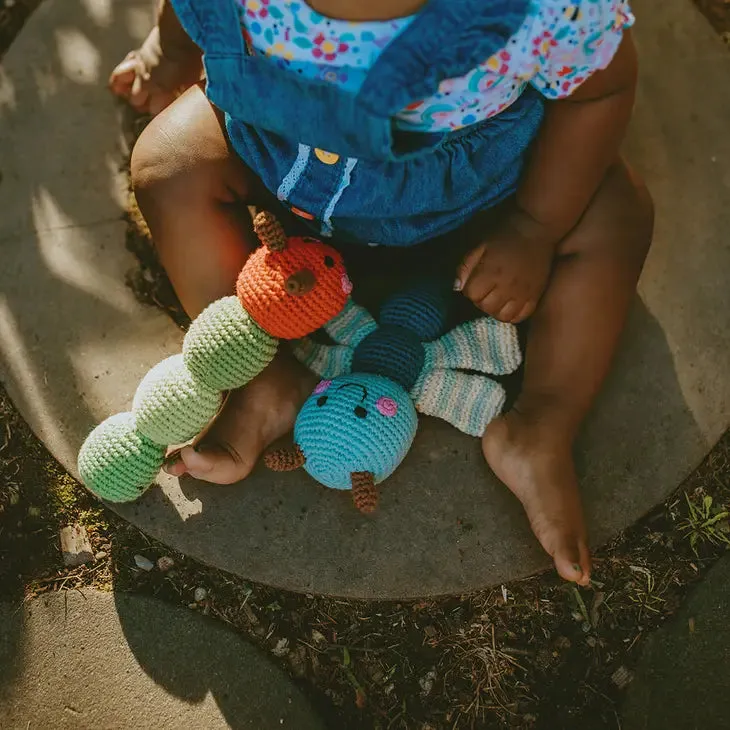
[78,212,350,503]
[133,354,223,446]
[266,281,522,513]
[183,296,278,391]
[77,413,166,503]
[238,234,351,340]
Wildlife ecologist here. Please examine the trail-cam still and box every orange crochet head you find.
[237,212,352,339]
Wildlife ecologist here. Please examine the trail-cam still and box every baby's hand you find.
[455,210,557,323]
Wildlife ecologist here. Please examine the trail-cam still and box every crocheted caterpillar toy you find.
[265,282,522,513]
[77,212,351,503]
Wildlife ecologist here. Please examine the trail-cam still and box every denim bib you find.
[171,0,544,245]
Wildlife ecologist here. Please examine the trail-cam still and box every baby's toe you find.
[553,538,592,585]
[179,443,253,485]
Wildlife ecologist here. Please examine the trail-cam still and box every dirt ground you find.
[2,2,730,729]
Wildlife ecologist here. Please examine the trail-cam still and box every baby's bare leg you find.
[132,84,316,483]
[482,161,654,584]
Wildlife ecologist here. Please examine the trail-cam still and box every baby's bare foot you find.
[109,26,202,116]
[482,409,591,585]
[165,352,317,484]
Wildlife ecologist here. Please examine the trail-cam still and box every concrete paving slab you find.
[0,0,728,598]
[0,590,324,730]
[621,555,730,730]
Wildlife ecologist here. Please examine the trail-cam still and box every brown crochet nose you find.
[285,268,316,296]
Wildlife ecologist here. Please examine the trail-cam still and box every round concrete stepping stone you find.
[0,590,323,730]
[1,0,729,598]
[621,555,730,730]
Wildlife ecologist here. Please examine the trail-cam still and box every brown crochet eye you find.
[324,255,335,268]
[354,406,367,419]
[317,395,328,407]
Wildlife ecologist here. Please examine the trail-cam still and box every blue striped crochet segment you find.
[291,338,353,378]
[379,283,448,340]
[323,298,378,346]
[423,317,522,375]
[411,369,506,437]
[272,280,524,513]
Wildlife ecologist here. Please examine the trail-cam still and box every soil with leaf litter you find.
[3,378,729,729]
[2,1,730,728]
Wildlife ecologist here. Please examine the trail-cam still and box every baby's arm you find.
[457,32,638,323]
[515,31,637,244]
[109,0,202,114]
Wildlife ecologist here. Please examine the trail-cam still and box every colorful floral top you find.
[236,0,634,133]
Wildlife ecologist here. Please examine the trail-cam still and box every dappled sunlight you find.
[0,300,74,465]
[69,313,183,420]
[33,219,139,316]
[0,66,16,111]
[54,26,101,84]
[105,150,132,210]
[31,65,61,104]
[126,5,156,41]
[81,0,113,27]
[158,475,204,521]
[0,0,173,482]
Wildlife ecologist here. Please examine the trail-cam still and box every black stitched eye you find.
[354,406,367,419]
[324,255,335,268]
[317,396,328,407]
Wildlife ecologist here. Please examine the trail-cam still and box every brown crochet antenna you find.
[253,210,288,252]
[351,471,378,514]
[264,444,305,471]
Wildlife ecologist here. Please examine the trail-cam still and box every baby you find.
[112,0,654,585]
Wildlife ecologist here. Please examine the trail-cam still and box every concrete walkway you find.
[0,590,323,730]
[621,554,730,730]
[0,0,729,598]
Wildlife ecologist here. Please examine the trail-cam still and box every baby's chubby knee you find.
[131,86,238,206]
[131,115,201,203]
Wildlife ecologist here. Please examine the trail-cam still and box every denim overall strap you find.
[170,0,533,161]
[171,0,394,160]
[359,0,533,116]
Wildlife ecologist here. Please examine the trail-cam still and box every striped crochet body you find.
[290,282,522,496]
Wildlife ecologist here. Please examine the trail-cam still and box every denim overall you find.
[170,0,544,246]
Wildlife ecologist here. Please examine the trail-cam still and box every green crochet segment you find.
[77,298,279,503]
[183,296,278,391]
[133,354,223,446]
[77,412,166,503]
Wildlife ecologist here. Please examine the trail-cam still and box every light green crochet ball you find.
[183,296,278,392]
[78,412,165,502]
[132,354,222,446]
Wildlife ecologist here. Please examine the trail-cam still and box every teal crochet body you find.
[268,282,522,513]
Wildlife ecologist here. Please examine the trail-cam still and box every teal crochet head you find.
[266,282,522,513]
[78,212,350,503]
[294,374,417,492]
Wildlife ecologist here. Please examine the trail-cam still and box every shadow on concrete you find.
[621,554,730,730]
[0,0,180,469]
[0,603,24,706]
[110,589,326,730]
[0,591,324,729]
[109,298,707,600]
